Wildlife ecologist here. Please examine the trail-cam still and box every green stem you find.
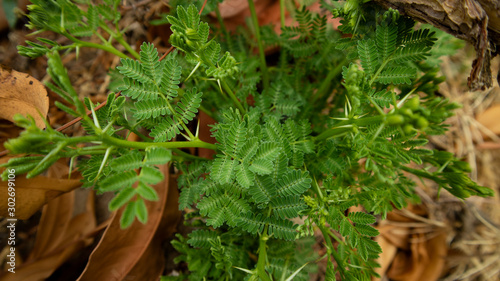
[171,148,209,161]
[368,122,385,146]
[315,116,385,141]
[312,60,346,103]
[280,0,286,28]
[161,96,196,140]
[99,23,141,60]
[318,225,346,279]
[125,126,152,142]
[309,173,346,277]
[94,30,109,45]
[400,166,442,183]
[209,80,230,101]
[66,149,109,157]
[247,0,270,90]
[100,134,218,150]
[64,134,212,160]
[65,33,130,59]
[64,135,100,144]
[95,146,112,180]
[215,5,232,48]
[327,228,344,244]
[66,144,111,156]
[26,141,67,178]
[114,33,141,60]
[312,177,324,201]
[257,225,272,281]
[366,94,386,116]
[368,59,389,86]
[180,122,196,140]
[314,127,351,141]
[221,79,246,114]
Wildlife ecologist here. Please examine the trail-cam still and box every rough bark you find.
[373,0,500,91]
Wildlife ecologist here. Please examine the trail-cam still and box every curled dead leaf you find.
[476,104,500,136]
[373,205,449,281]
[386,231,447,281]
[0,168,96,281]
[77,164,181,281]
[0,157,82,219]
[0,65,49,129]
[374,234,398,280]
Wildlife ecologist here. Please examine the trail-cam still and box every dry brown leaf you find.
[373,205,449,281]
[126,177,181,281]
[373,235,398,281]
[0,121,22,151]
[476,104,500,136]
[216,0,340,52]
[217,0,253,18]
[386,231,447,281]
[29,159,96,261]
[0,65,49,129]
[418,231,448,280]
[0,157,82,219]
[198,111,217,159]
[0,188,96,281]
[217,0,283,35]
[124,241,164,281]
[77,164,181,281]
[156,174,181,240]
[373,0,500,90]
[378,224,411,250]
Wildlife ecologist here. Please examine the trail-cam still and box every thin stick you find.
[57,92,122,132]
[200,0,208,15]
[158,46,175,61]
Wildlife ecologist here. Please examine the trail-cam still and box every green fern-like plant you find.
[1,0,494,280]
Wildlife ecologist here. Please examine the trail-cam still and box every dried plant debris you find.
[374,0,500,91]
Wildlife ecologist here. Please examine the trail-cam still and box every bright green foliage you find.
[270,195,307,219]
[187,229,219,248]
[175,88,203,123]
[84,148,170,228]
[358,39,379,76]
[167,5,238,79]
[133,99,171,119]
[19,0,123,59]
[2,1,494,281]
[116,43,206,142]
[117,45,180,99]
[109,187,136,211]
[376,66,417,85]
[172,231,253,281]
[280,7,327,58]
[120,200,137,228]
[110,150,143,172]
